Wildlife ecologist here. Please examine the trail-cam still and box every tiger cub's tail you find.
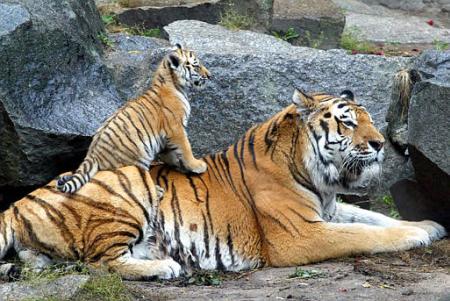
[56,157,99,193]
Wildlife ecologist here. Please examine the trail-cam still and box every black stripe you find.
[201,212,210,258]
[116,170,151,224]
[248,128,258,170]
[187,175,203,203]
[14,207,55,254]
[25,195,78,257]
[215,237,225,271]
[136,167,154,206]
[287,206,323,223]
[227,224,235,266]
[90,242,129,263]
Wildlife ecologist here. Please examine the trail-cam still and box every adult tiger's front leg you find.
[332,202,447,241]
[263,219,433,267]
[254,195,435,267]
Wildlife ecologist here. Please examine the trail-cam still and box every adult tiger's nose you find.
[368,140,384,151]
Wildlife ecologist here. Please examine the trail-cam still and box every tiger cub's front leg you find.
[162,129,207,174]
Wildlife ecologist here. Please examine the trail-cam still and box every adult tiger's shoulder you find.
[56,44,211,193]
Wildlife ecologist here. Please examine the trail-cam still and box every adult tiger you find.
[0,89,445,279]
[56,44,211,194]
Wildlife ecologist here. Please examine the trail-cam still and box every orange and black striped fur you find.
[1,90,445,279]
[0,166,185,280]
[56,44,211,193]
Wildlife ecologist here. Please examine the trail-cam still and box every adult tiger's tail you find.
[56,157,99,193]
[0,211,13,260]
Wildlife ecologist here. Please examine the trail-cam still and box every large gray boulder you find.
[407,51,450,228]
[0,0,121,188]
[164,20,412,195]
[114,0,273,32]
[271,0,345,49]
[388,50,450,228]
[0,275,89,301]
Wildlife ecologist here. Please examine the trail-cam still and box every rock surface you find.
[116,0,223,30]
[127,259,450,301]
[114,0,273,32]
[0,0,121,188]
[0,275,89,301]
[104,34,170,100]
[407,53,450,228]
[332,0,450,44]
[271,0,345,49]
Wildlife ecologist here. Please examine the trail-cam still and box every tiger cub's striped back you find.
[56,44,211,193]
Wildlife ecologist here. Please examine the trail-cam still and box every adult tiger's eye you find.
[344,121,355,127]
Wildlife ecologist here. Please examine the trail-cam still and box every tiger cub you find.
[56,44,211,193]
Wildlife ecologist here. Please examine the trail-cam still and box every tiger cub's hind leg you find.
[104,253,182,280]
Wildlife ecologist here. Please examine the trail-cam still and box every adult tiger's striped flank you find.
[56,44,211,193]
[0,166,184,280]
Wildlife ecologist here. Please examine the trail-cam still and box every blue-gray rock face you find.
[408,51,450,214]
[0,0,121,187]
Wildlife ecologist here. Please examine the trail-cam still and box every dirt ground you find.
[126,239,450,301]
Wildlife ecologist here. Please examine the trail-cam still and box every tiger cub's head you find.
[293,89,385,193]
[167,44,211,90]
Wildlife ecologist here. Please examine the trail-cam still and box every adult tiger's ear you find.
[340,90,354,101]
[174,43,183,51]
[292,88,316,119]
[168,54,180,69]
[292,88,317,109]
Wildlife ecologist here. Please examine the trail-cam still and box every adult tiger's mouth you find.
[192,78,207,89]
[340,158,382,191]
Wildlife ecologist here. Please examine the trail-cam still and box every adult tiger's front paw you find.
[185,159,207,174]
[390,226,431,251]
[404,220,447,241]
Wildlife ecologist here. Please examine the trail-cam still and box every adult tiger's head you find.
[292,89,385,193]
[167,43,211,89]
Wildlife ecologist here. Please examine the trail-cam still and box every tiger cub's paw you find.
[185,159,207,174]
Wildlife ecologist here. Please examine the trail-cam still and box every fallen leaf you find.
[426,19,434,26]
[339,288,348,293]
[362,282,372,288]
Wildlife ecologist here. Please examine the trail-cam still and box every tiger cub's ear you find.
[168,54,180,69]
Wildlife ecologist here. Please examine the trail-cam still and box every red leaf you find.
[351,50,358,55]
[375,50,385,56]
[426,19,434,26]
